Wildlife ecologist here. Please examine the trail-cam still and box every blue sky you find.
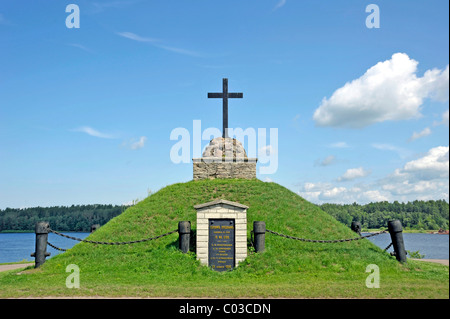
[0,0,448,209]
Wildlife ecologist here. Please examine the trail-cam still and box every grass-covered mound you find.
[0,179,448,298]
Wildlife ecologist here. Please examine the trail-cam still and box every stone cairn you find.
[202,137,247,159]
[193,137,257,180]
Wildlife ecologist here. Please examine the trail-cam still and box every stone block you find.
[193,158,257,180]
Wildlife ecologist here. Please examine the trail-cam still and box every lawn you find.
[0,179,448,298]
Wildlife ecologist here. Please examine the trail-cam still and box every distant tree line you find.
[320,200,449,230]
[0,204,126,232]
[2,200,448,232]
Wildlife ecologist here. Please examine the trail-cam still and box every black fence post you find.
[351,221,362,236]
[31,221,51,268]
[388,220,407,263]
[253,221,266,253]
[178,221,191,253]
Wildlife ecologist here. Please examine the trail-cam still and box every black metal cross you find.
[208,78,243,138]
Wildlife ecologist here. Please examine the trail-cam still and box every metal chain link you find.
[47,241,67,251]
[48,228,178,245]
[265,229,387,243]
[384,242,393,251]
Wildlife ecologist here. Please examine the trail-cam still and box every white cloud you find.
[402,146,449,179]
[315,155,336,166]
[117,31,158,43]
[73,126,115,139]
[156,44,202,57]
[273,0,286,11]
[329,142,349,148]
[434,109,449,126]
[371,143,411,159]
[321,186,348,199]
[379,146,449,199]
[421,65,450,102]
[298,182,332,202]
[299,147,449,204]
[443,109,450,125]
[117,31,201,57]
[313,53,449,128]
[372,143,398,151]
[408,127,431,142]
[363,190,389,202]
[382,180,443,196]
[67,43,94,53]
[298,182,388,204]
[129,136,147,150]
[337,167,371,182]
[372,143,408,155]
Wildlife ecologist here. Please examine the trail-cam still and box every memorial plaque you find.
[195,200,247,270]
[208,219,235,271]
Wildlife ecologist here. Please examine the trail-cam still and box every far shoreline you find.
[363,229,449,234]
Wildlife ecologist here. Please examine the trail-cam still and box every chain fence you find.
[265,228,388,243]
[32,219,407,268]
[47,228,178,251]
[45,225,393,254]
[264,228,399,256]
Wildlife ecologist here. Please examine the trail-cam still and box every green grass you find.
[0,179,448,298]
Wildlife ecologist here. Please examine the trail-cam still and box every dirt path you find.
[0,263,34,272]
[411,259,449,266]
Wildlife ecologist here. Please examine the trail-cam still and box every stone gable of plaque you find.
[194,199,248,271]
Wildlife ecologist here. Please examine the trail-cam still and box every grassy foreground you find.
[0,179,448,298]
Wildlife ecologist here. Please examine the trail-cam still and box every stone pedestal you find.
[193,157,257,180]
[193,137,257,180]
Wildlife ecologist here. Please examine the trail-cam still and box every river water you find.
[364,232,449,259]
[0,232,448,264]
[0,232,90,264]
